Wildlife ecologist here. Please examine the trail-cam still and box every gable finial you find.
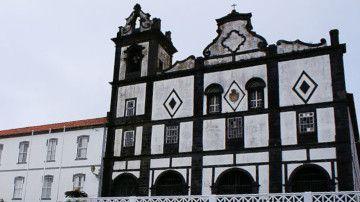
[231,3,237,11]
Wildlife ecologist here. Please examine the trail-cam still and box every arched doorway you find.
[152,170,188,196]
[213,168,258,194]
[287,164,333,192]
[111,173,138,196]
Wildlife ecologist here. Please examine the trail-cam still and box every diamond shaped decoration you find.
[163,89,183,117]
[292,71,318,103]
[224,81,245,111]
[221,30,246,53]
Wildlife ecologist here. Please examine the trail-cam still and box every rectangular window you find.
[123,131,135,147]
[165,125,179,144]
[125,99,136,117]
[73,174,85,191]
[13,177,24,199]
[249,90,263,109]
[0,144,3,165]
[18,141,29,164]
[227,117,243,139]
[46,139,57,162]
[209,95,221,113]
[298,112,315,134]
[76,136,89,159]
[41,175,53,199]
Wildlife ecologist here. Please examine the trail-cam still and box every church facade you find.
[100,5,360,196]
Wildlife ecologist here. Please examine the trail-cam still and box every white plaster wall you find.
[179,122,193,153]
[150,158,170,168]
[282,150,307,161]
[202,168,213,195]
[172,157,192,167]
[128,160,141,169]
[236,152,268,164]
[310,147,336,160]
[0,127,104,202]
[151,124,164,154]
[135,126,143,155]
[152,76,194,120]
[244,114,269,148]
[203,154,233,166]
[116,83,146,118]
[279,55,333,106]
[203,119,226,151]
[317,107,336,143]
[258,165,269,193]
[280,111,297,145]
[203,65,268,114]
[114,129,122,157]
[113,161,126,170]
[119,42,149,80]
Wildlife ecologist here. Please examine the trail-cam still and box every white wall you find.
[203,65,268,114]
[0,127,105,202]
[152,76,194,120]
[116,83,147,118]
[279,55,333,106]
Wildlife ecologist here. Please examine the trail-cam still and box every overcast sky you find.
[0,0,359,130]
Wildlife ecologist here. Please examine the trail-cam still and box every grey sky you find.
[0,0,359,130]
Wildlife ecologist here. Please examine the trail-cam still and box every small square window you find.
[165,125,179,144]
[125,99,136,117]
[249,90,264,109]
[227,117,243,139]
[123,131,135,147]
[298,112,315,134]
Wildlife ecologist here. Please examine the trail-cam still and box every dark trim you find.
[223,81,245,111]
[292,71,318,104]
[163,123,180,154]
[121,129,136,156]
[296,110,318,144]
[225,116,244,150]
[124,98,137,117]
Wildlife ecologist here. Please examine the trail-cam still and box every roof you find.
[0,117,107,138]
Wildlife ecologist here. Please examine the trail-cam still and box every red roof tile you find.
[0,117,107,138]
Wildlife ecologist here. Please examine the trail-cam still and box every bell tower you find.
[113,4,177,80]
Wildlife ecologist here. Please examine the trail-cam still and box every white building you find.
[0,117,107,202]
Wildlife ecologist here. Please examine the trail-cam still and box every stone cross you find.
[231,4,237,11]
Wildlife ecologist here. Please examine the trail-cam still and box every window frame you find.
[73,173,86,191]
[76,136,89,160]
[205,83,224,114]
[296,110,318,144]
[12,176,25,200]
[41,175,53,200]
[18,141,29,164]
[245,78,266,110]
[46,138,58,162]
[226,117,244,149]
[164,123,180,154]
[0,144,3,165]
[124,98,137,117]
[121,129,136,156]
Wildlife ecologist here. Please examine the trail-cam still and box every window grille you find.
[249,90,264,109]
[46,139,57,162]
[123,131,135,147]
[76,136,89,159]
[18,141,29,163]
[227,117,243,139]
[125,99,136,117]
[209,95,221,113]
[13,176,24,199]
[41,175,53,199]
[298,112,315,133]
[165,126,179,144]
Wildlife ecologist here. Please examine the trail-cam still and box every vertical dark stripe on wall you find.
[329,29,354,191]
[267,45,282,193]
[101,45,122,196]
[191,58,205,195]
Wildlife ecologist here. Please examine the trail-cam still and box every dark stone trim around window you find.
[225,116,244,150]
[124,98,137,117]
[121,128,136,157]
[296,109,318,145]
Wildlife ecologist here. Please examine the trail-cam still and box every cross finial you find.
[231,3,237,11]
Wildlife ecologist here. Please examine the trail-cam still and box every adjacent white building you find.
[0,117,107,202]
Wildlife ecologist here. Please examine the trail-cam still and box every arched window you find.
[152,170,188,196]
[245,78,266,109]
[213,168,258,194]
[205,83,224,114]
[125,44,144,78]
[287,164,333,192]
[112,173,138,196]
